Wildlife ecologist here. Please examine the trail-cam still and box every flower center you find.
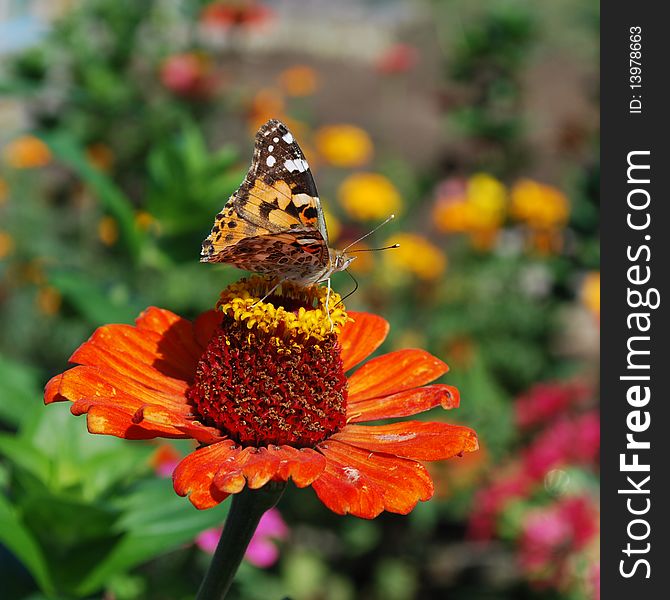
[187,277,349,447]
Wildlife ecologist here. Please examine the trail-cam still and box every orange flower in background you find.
[4,136,51,169]
[86,143,115,172]
[383,233,447,282]
[97,216,119,246]
[45,277,477,518]
[36,286,62,316]
[0,231,15,259]
[315,125,373,168]
[0,178,8,204]
[433,174,506,250]
[278,65,318,97]
[510,179,570,230]
[581,271,600,321]
[247,88,285,132]
[338,172,402,221]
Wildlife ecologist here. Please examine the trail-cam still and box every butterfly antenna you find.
[348,243,400,253]
[342,214,396,252]
[336,269,359,306]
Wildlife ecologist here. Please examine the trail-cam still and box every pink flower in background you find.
[376,43,419,74]
[590,561,600,600]
[468,470,532,539]
[518,496,598,587]
[160,53,219,99]
[197,508,288,567]
[523,411,600,478]
[516,381,591,430]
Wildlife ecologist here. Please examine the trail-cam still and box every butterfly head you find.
[330,248,356,275]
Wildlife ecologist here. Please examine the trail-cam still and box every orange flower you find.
[510,179,570,230]
[0,178,8,204]
[4,136,51,169]
[278,65,318,97]
[45,277,477,519]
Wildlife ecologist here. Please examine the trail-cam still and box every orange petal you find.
[45,365,190,414]
[70,343,189,396]
[194,310,222,349]
[213,446,281,493]
[339,312,389,372]
[133,405,224,445]
[270,445,326,487]
[135,307,203,364]
[332,422,479,461]
[312,440,433,518]
[347,384,459,422]
[347,349,449,402]
[72,324,197,383]
[173,441,237,509]
[85,404,187,439]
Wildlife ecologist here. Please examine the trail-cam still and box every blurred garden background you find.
[0,1,599,599]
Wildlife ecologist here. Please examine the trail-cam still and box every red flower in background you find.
[45,278,478,519]
[376,43,419,74]
[200,1,273,30]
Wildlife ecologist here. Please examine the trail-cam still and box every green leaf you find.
[77,479,230,595]
[39,132,143,260]
[0,494,55,595]
[0,355,42,427]
[0,434,51,483]
[48,270,140,326]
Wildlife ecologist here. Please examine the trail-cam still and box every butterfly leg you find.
[325,277,334,331]
[253,279,282,307]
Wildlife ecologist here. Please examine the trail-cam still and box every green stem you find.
[196,482,286,600]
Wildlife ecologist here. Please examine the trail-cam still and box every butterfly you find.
[200,119,355,286]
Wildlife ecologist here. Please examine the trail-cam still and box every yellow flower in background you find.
[315,125,373,168]
[0,231,15,259]
[383,233,446,281]
[98,216,119,246]
[0,178,8,204]
[4,136,51,169]
[581,271,600,320]
[510,179,570,229]
[466,173,507,230]
[322,206,341,243]
[278,65,318,97]
[338,173,402,221]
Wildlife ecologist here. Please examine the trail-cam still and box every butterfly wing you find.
[201,120,330,272]
[208,231,330,282]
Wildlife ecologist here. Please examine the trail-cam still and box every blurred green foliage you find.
[0,0,599,598]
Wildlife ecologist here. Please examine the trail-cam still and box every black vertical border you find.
[601,3,669,598]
